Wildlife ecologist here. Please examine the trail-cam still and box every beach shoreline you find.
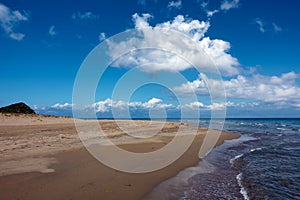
[0,114,239,199]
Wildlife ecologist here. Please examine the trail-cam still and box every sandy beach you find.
[0,113,239,200]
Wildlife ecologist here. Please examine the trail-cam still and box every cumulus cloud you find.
[106,13,240,76]
[181,101,205,110]
[0,3,28,40]
[173,73,209,95]
[92,98,173,113]
[220,0,240,11]
[174,72,300,107]
[92,99,114,112]
[51,103,74,109]
[255,18,265,33]
[199,37,239,74]
[90,98,237,114]
[72,11,99,20]
[39,98,263,118]
[99,32,106,42]
[143,97,173,109]
[48,25,56,36]
[167,0,182,9]
[47,98,235,118]
[180,101,237,111]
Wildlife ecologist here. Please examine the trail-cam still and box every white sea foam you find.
[231,148,262,165]
[277,127,287,131]
[230,153,244,165]
[255,123,263,126]
[236,173,250,200]
[250,147,262,152]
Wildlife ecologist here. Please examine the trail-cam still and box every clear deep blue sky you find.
[0,0,299,117]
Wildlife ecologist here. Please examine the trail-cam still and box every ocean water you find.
[146,118,300,200]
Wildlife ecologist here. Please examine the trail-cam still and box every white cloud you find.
[201,0,239,18]
[48,25,56,36]
[72,11,99,20]
[272,23,282,32]
[0,3,28,40]
[96,98,236,113]
[106,13,240,76]
[143,97,162,108]
[181,101,236,110]
[174,72,300,107]
[92,98,174,113]
[85,98,236,114]
[221,0,240,11]
[253,19,283,33]
[44,99,260,117]
[199,37,239,75]
[132,13,153,29]
[255,18,265,33]
[167,0,182,9]
[99,32,106,42]
[42,99,266,116]
[255,20,282,33]
[9,32,25,41]
[207,10,219,17]
[51,103,74,109]
[142,98,173,109]
[207,102,234,110]
[181,101,205,109]
[200,1,209,9]
[173,74,209,95]
[198,0,219,18]
[93,99,113,112]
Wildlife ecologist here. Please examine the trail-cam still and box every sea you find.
[145,118,300,200]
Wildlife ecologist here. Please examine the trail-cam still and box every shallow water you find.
[146,118,300,200]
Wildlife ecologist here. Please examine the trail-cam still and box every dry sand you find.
[0,113,239,200]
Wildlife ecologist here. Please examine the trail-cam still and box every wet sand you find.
[0,113,239,199]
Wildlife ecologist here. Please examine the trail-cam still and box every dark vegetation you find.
[0,102,36,114]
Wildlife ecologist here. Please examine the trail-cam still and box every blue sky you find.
[0,0,300,118]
